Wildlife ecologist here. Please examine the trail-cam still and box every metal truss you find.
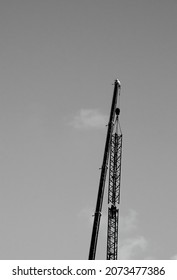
[107,206,119,260]
[107,132,122,260]
[108,133,122,205]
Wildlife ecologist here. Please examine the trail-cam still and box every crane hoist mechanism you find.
[88,79,122,260]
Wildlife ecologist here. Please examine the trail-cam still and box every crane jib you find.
[88,80,121,260]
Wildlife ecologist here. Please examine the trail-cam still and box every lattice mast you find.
[88,80,121,260]
[107,108,122,260]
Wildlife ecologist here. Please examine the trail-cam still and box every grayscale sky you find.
[0,0,177,260]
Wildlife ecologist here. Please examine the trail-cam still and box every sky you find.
[0,0,177,260]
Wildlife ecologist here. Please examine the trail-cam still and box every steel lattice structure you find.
[107,131,122,260]
[108,133,122,205]
[107,206,119,260]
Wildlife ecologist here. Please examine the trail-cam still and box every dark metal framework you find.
[108,133,122,205]
[88,80,120,260]
[107,206,119,260]
[88,80,122,260]
[107,127,122,259]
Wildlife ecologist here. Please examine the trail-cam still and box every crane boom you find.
[88,80,121,260]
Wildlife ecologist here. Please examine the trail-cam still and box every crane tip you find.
[115,79,121,86]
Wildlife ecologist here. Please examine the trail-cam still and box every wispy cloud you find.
[171,254,177,260]
[119,236,148,259]
[119,210,149,259]
[120,209,138,233]
[70,109,108,129]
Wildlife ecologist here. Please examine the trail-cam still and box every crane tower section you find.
[107,105,122,260]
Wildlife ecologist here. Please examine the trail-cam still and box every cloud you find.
[70,109,108,129]
[120,209,138,233]
[171,254,177,260]
[119,210,148,259]
[119,236,148,260]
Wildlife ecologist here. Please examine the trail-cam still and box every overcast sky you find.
[0,0,177,260]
